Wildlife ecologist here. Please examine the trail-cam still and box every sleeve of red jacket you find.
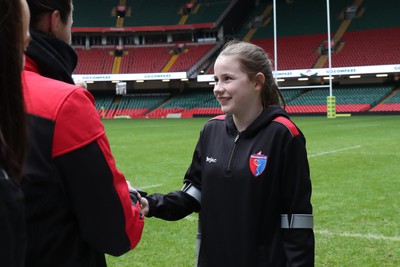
[52,88,144,256]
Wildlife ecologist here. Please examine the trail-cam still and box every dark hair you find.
[0,0,27,182]
[218,40,285,108]
[27,0,72,28]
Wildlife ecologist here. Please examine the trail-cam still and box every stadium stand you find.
[285,85,394,114]
[74,42,217,75]
[71,0,400,117]
[252,35,323,70]
[167,44,215,72]
[185,1,231,24]
[370,88,400,112]
[73,0,116,27]
[119,46,173,73]
[74,48,114,74]
[92,85,397,118]
[146,91,222,118]
[324,28,400,67]
[239,0,400,69]
[95,94,171,119]
[123,0,185,27]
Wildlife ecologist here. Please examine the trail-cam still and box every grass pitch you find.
[104,115,400,267]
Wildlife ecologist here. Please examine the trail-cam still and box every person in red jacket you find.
[21,1,144,266]
[141,40,314,266]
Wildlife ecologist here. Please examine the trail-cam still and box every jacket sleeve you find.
[146,133,203,221]
[146,190,200,220]
[52,88,144,256]
[281,132,315,266]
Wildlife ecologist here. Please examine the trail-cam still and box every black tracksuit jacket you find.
[147,106,314,266]
[21,31,144,267]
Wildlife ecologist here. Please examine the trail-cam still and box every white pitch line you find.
[140,184,163,189]
[309,145,361,158]
[184,215,198,221]
[316,229,400,242]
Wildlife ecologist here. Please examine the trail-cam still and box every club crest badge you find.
[249,151,268,177]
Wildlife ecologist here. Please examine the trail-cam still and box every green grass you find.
[103,116,400,267]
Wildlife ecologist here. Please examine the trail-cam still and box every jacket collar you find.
[25,30,77,85]
[225,105,289,137]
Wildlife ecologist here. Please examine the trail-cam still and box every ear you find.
[254,72,265,91]
[49,10,62,36]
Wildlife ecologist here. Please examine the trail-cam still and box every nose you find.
[213,82,223,95]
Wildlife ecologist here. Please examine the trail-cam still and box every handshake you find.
[127,181,149,217]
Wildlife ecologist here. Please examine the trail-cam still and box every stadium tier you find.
[70,0,399,117]
[370,89,400,112]
[252,35,323,70]
[73,0,116,27]
[239,0,400,69]
[123,0,185,27]
[74,48,114,74]
[93,85,399,118]
[96,94,171,119]
[167,44,214,72]
[119,47,172,73]
[73,1,399,73]
[74,44,216,75]
[285,85,395,114]
[323,28,400,67]
[185,1,231,24]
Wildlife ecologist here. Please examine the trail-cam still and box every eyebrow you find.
[217,72,234,77]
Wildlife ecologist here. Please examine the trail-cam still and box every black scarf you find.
[25,30,77,85]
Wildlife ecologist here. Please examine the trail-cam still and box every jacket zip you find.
[225,133,240,177]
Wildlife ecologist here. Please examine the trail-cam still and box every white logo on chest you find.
[206,157,217,163]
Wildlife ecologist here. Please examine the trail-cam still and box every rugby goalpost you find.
[273,0,337,118]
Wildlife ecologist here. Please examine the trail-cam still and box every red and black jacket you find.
[21,31,143,267]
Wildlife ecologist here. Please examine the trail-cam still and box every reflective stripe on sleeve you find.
[181,183,201,204]
[281,214,313,229]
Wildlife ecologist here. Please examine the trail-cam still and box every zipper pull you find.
[225,133,240,178]
[234,133,240,143]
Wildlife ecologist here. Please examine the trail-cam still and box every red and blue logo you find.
[249,151,268,177]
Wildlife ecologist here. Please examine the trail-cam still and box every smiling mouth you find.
[217,96,232,104]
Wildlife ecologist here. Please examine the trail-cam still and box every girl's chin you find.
[220,106,232,114]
